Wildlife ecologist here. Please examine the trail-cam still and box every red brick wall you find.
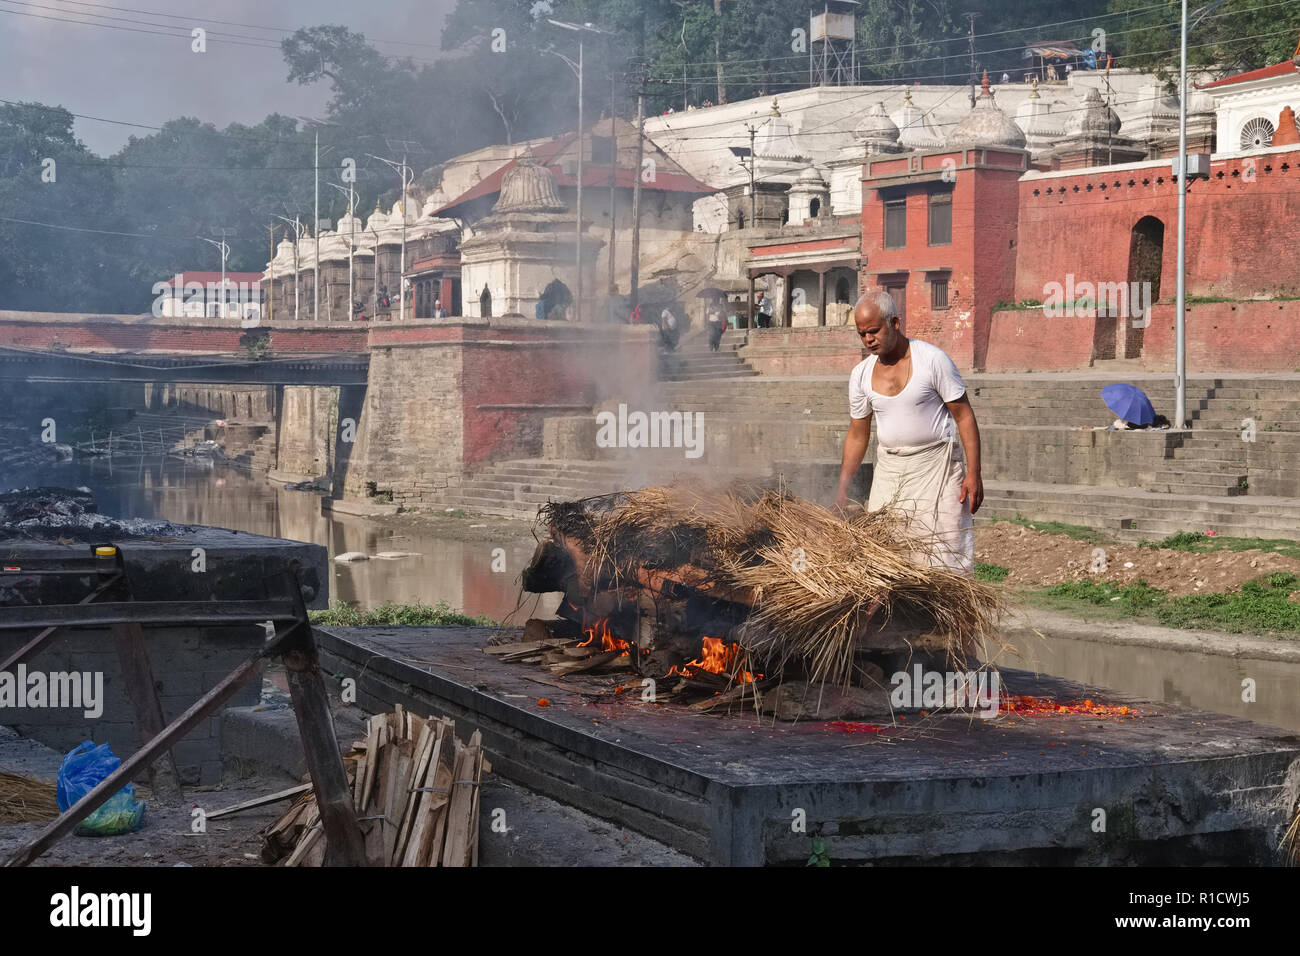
[1015,147,1300,303]
[983,308,1099,370]
[1140,301,1300,372]
[861,154,1022,371]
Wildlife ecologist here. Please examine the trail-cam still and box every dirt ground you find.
[974,522,1300,597]
[0,775,299,867]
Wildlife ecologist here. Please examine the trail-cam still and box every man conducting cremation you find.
[833,291,983,575]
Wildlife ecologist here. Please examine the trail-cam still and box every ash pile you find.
[0,487,197,541]
[509,485,1007,719]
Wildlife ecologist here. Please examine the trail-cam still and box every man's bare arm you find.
[834,415,872,509]
[944,394,983,513]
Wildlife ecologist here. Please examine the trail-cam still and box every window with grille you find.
[931,277,949,310]
[884,199,906,249]
[928,192,952,246]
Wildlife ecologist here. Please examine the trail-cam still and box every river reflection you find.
[4,457,555,622]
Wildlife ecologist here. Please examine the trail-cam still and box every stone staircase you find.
[978,482,1300,543]
[434,458,770,520]
[432,372,1300,537]
[658,330,757,381]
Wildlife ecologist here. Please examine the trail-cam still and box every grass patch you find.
[975,562,1010,583]
[991,513,1115,545]
[1033,572,1300,634]
[1139,530,1300,561]
[309,600,497,627]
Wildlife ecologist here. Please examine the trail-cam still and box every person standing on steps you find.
[833,290,983,576]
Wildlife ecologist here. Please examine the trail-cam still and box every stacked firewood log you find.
[261,706,488,867]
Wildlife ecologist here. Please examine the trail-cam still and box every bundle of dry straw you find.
[0,771,60,825]
[538,485,1006,685]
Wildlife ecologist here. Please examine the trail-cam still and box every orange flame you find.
[577,617,631,656]
[667,636,760,683]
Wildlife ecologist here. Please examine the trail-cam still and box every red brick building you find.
[855,66,1300,373]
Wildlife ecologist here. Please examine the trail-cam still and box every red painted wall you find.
[1015,147,1300,303]
[1140,301,1300,372]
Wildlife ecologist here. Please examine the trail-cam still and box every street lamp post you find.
[272,215,304,323]
[546,19,614,323]
[368,153,415,321]
[327,182,357,320]
[1174,0,1233,428]
[197,233,230,319]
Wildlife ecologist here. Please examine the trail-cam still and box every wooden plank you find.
[283,822,322,867]
[392,720,435,865]
[208,783,313,820]
[381,739,412,865]
[549,651,623,675]
[469,735,485,868]
[440,735,478,868]
[418,721,457,867]
[110,620,184,805]
[284,639,368,867]
[401,720,449,867]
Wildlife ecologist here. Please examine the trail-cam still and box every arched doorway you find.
[1126,216,1164,357]
[479,285,492,318]
[538,279,572,321]
[809,197,821,219]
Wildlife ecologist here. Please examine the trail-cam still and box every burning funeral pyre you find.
[508,485,1006,713]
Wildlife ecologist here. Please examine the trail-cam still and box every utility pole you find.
[714,0,727,105]
[265,223,278,325]
[267,224,277,324]
[197,234,230,319]
[547,21,613,323]
[368,152,414,321]
[577,37,584,322]
[630,65,646,315]
[327,182,357,320]
[608,74,618,295]
[314,129,320,321]
[965,12,979,108]
[273,215,303,323]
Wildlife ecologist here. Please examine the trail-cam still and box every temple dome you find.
[1079,87,1122,137]
[946,71,1027,149]
[494,150,566,213]
[855,101,901,153]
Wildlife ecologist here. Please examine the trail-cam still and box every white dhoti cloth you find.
[866,436,974,576]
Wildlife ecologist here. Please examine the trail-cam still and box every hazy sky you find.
[0,0,459,155]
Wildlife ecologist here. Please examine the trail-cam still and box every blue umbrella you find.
[1101,383,1155,426]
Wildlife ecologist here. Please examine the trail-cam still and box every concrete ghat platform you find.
[316,625,1300,866]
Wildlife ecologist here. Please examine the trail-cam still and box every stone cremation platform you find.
[316,624,1300,866]
[0,511,328,784]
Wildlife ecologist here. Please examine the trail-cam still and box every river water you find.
[5,457,554,624]
[9,457,1298,733]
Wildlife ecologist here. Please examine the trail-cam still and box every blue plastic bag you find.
[57,741,146,837]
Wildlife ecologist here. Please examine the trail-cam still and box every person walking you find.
[754,290,774,329]
[706,301,726,351]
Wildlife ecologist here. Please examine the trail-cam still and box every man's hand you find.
[959,470,984,514]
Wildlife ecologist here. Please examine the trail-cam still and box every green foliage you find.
[1047,577,1163,613]
[1107,0,1300,82]
[1042,574,1300,634]
[975,562,1010,582]
[1140,532,1300,561]
[309,600,497,627]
